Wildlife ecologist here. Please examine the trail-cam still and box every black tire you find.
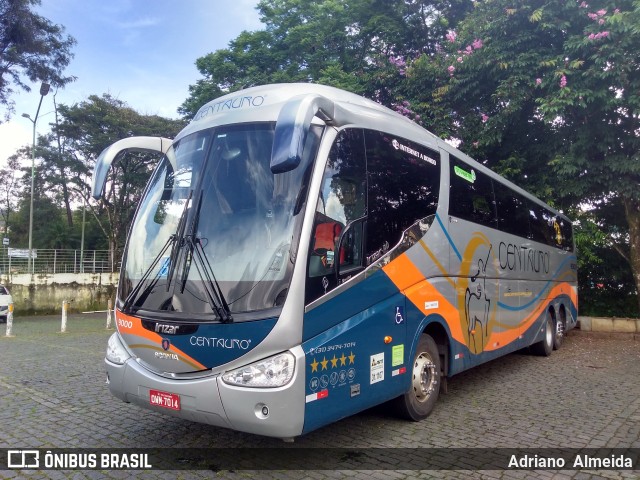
[530,314,553,356]
[393,334,441,421]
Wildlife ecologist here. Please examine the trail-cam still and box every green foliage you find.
[53,94,186,257]
[404,0,640,312]
[5,94,186,257]
[179,0,474,117]
[3,0,637,316]
[176,0,640,314]
[576,214,639,316]
[0,156,21,236]
[0,0,76,119]
[9,195,67,248]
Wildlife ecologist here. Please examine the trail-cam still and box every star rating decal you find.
[309,351,356,371]
[310,358,319,372]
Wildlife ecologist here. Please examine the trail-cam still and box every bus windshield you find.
[118,122,321,319]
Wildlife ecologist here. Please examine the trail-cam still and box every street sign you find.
[8,248,36,258]
[2,238,8,246]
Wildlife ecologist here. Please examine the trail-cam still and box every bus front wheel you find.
[393,334,441,421]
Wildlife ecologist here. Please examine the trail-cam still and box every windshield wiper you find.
[190,237,233,323]
[122,191,192,313]
[121,234,175,313]
[165,190,193,290]
[180,192,233,323]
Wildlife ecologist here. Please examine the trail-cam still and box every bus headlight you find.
[222,352,295,388]
[106,332,131,365]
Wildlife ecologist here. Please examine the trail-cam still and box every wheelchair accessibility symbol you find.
[395,306,404,324]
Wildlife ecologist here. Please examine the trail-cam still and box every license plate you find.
[149,389,180,411]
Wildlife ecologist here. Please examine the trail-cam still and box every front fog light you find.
[222,351,295,388]
[106,332,131,365]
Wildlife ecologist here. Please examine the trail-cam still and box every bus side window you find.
[364,130,440,265]
[338,219,364,273]
[494,182,530,238]
[559,218,574,251]
[309,210,344,277]
[305,129,366,304]
[449,156,497,229]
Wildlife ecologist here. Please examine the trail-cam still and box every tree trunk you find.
[53,94,73,228]
[61,180,73,227]
[623,196,640,315]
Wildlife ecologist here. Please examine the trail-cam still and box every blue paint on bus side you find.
[301,271,409,434]
[302,269,401,341]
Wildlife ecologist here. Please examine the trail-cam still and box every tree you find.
[9,194,67,248]
[53,94,186,261]
[574,206,638,316]
[179,0,473,117]
[405,0,640,312]
[0,156,23,237]
[0,0,76,120]
[32,91,87,228]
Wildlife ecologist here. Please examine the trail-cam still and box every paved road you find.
[0,313,638,479]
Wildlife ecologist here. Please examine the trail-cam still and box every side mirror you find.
[270,94,335,174]
[91,136,172,199]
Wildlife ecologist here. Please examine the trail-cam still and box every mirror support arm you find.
[271,94,351,174]
[91,136,172,199]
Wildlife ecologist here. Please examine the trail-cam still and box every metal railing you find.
[1,249,118,275]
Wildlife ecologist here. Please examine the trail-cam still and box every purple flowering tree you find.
[406,0,640,313]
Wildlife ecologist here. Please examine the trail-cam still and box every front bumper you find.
[105,346,306,439]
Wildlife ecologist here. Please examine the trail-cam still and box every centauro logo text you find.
[189,336,252,349]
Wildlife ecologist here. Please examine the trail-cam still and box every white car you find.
[0,285,12,322]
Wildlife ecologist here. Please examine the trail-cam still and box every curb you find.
[571,329,640,341]
[577,316,640,335]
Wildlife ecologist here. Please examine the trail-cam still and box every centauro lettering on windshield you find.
[193,95,266,121]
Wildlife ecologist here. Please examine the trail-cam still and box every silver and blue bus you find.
[92,83,577,439]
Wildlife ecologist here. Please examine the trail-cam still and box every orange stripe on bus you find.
[382,253,427,291]
[383,254,466,345]
[115,310,207,370]
[483,281,578,351]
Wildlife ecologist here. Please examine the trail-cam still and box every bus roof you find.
[175,82,570,223]
[175,83,431,143]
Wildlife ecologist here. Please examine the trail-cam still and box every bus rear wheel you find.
[393,334,441,421]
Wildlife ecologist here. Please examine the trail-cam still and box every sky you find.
[0,0,262,167]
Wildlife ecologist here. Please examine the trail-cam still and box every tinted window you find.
[554,215,574,251]
[528,201,556,245]
[447,156,574,251]
[306,129,367,303]
[449,157,497,228]
[494,182,531,238]
[365,130,440,264]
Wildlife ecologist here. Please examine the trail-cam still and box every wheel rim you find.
[555,320,564,344]
[412,352,437,403]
